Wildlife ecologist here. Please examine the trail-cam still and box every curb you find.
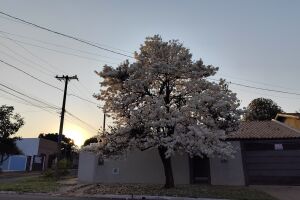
[73,194,229,200]
[0,191,229,200]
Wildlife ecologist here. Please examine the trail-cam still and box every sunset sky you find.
[1,0,300,146]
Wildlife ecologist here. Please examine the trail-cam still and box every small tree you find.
[0,105,24,164]
[244,98,283,121]
[83,137,98,147]
[38,133,77,160]
[86,35,242,188]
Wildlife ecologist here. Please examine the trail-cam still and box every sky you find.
[0,0,300,146]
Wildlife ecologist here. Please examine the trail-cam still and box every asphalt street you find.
[0,193,122,200]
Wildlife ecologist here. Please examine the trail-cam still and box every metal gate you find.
[243,141,300,185]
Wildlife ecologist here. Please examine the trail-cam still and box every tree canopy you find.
[244,98,283,121]
[38,133,77,159]
[83,136,98,147]
[0,105,24,164]
[85,35,242,187]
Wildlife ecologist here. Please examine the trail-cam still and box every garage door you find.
[243,141,300,185]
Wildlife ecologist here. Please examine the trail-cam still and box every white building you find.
[0,138,57,172]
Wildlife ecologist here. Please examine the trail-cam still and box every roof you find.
[228,120,300,140]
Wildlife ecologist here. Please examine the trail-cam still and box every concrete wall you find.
[78,151,97,182]
[78,149,190,184]
[79,142,246,185]
[210,141,245,186]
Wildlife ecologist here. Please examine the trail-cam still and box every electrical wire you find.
[0,11,134,58]
[208,77,300,96]
[0,34,120,65]
[0,84,100,132]
[65,110,99,132]
[0,59,100,105]
[0,88,58,114]
[0,30,125,61]
[0,82,59,110]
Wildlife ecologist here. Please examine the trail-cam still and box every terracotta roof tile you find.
[228,120,300,139]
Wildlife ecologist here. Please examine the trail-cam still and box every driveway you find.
[252,185,300,200]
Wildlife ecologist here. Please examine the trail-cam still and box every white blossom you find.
[83,35,243,160]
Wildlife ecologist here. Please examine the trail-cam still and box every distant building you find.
[0,138,57,172]
[275,113,300,130]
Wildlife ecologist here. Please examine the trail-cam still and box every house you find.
[78,118,300,185]
[0,138,57,172]
[275,113,300,130]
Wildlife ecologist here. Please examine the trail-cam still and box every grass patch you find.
[0,176,59,193]
[85,184,277,200]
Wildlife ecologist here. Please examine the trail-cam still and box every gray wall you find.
[79,142,246,186]
[78,151,98,182]
[209,141,245,186]
[78,148,190,184]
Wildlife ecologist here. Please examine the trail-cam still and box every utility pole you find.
[103,111,106,134]
[55,75,78,172]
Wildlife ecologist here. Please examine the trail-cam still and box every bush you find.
[57,159,72,169]
[42,159,72,178]
[43,169,55,178]
[57,159,71,176]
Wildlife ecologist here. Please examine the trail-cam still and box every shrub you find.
[43,169,55,178]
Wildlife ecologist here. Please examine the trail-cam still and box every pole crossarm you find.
[55,75,78,82]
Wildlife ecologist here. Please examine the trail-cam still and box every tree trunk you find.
[158,146,175,188]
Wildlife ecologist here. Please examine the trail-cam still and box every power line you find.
[0,59,99,105]
[0,88,58,114]
[0,87,100,133]
[208,77,300,96]
[0,82,59,110]
[68,93,99,105]
[217,73,299,93]
[0,59,63,91]
[65,110,99,132]
[229,82,300,96]
[0,30,125,62]
[230,85,300,100]
[0,34,120,65]
[0,32,58,75]
[0,11,134,58]
[0,48,53,78]
[0,81,100,133]
[0,33,102,106]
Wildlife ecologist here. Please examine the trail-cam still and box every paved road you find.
[0,193,119,200]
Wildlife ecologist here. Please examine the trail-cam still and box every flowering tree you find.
[87,35,242,188]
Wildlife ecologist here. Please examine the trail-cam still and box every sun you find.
[64,126,86,147]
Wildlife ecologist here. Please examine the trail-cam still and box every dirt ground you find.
[252,185,300,200]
